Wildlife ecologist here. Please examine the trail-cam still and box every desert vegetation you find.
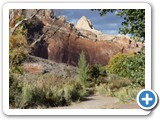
[9,9,145,109]
[77,51,145,103]
[10,72,87,108]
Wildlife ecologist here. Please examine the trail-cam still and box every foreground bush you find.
[106,51,145,86]
[9,34,28,73]
[9,73,87,108]
[88,64,107,85]
[9,73,23,107]
[9,15,30,107]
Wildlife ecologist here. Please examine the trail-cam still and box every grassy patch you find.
[95,84,112,96]
[95,78,142,103]
[9,72,87,108]
[113,86,143,103]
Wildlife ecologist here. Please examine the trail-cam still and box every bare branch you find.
[30,34,45,47]
[10,9,41,34]
[10,18,28,33]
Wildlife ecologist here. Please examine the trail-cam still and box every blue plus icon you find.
[142,93,153,105]
[137,89,158,110]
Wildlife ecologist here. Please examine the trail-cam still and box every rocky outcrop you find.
[10,9,144,66]
[24,55,77,78]
[76,16,94,30]
[76,16,103,39]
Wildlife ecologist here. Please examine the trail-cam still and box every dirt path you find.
[55,94,140,109]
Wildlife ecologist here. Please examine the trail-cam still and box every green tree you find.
[106,51,145,87]
[78,51,89,86]
[94,9,145,41]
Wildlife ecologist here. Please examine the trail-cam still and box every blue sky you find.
[53,9,124,35]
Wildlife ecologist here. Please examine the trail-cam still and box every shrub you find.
[9,16,32,107]
[64,80,86,103]
[78,51,90,86]
[9,34,28,73]
[88,65,100,83]
[9,14,30,73]
[95,83,112,96]
[95,81,143,103]
[106,51,145,86]
[9,73,23,108]
[9,34,30,108]
[89,65,107,78]
[20,81,34,108]
[85,64,107,87]
[10,73,87,108]
[113,86,143,103]
[95,78,131,96]
[107,79,131,90]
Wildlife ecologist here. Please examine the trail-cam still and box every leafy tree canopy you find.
[93,9,145,41]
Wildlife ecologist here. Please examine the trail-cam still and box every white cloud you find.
[107,23,117,27]
[102,30,119,34]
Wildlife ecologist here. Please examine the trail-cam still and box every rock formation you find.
[76,16,102,35]
[76,16,128,42]
[9,9,144,66]
[76,16,94,31]
[75,16,102,41]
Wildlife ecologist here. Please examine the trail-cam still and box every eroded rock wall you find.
[10,9,144,66]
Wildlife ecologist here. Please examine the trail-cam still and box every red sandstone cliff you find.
[9,9,144,66]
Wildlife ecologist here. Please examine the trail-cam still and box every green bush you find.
[78,52,107,87]
[78,51,90,86]
[89,65,100,82]
[89,65,107,80]
[9,34,28,73]
[106,51,145,86]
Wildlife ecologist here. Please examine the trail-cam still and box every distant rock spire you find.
[76,16,102,36]
[76,16,94,31]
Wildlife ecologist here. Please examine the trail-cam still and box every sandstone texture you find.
[10,9,144,66]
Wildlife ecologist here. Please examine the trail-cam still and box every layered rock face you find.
[10,9,144,66]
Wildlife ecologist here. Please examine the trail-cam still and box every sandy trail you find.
[55,94,140,109]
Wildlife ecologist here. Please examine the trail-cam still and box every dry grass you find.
[113,86,143,103]
[10,72,87,108]
[107,79,131,91]
[95,78,138,100]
